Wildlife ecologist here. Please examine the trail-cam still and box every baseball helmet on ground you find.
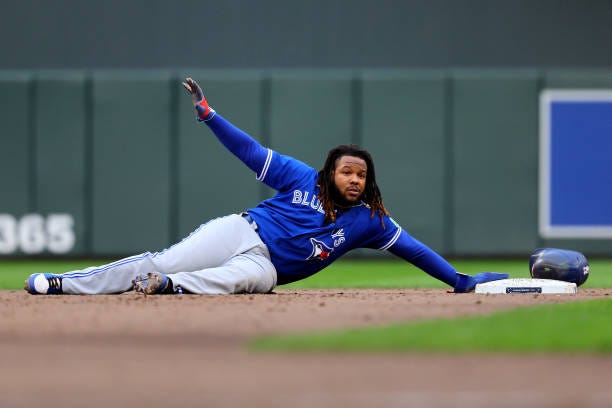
[529,248,589,286]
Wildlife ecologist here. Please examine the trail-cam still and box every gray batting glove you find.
[182,77,216,122]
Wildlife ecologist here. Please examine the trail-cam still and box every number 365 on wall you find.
[0,214,75,254]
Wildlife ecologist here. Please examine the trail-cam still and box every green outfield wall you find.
[1,69,611,258]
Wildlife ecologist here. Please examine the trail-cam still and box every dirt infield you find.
[2,288,611,407]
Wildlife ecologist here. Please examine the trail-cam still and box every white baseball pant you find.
[60,214,277,294]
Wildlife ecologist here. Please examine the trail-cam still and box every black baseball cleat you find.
[24,273,63,295]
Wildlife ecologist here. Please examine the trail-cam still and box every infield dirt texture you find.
[2,289,611,407]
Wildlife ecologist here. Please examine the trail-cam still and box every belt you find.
[241,212,259,231]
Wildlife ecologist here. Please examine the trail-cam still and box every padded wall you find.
[361,71,448,253]
[268,73,354,168]
[34,72,87,254]
[0,73,30,214]
[90,72,172,254]
[451,71,540,255]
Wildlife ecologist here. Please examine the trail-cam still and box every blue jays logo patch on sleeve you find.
[306,238,333,261]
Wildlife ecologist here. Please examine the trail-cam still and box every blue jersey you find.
[206,114,458,287]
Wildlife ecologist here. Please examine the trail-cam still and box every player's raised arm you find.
[182,77,269,175]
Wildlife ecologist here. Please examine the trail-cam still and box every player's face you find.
[333,155,367,203]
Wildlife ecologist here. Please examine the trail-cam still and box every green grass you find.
[0,259,108,289]
[279,258,612,290]
[279,259,526,289]
[2,257,612,290]
[252,298,612,353]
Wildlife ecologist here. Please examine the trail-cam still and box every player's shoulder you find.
[264,150,318,189]
[361,208,401,231]
[273,151,317,172]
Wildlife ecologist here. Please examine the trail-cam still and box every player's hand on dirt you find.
[453,272,509,293]
[182,77,216,122]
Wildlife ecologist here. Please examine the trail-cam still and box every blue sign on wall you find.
[540,90,612,238]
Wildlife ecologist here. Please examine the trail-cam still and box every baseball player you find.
[25,77,508,296]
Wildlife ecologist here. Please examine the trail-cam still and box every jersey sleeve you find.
[206,114,315,190]
[205,114,269,174]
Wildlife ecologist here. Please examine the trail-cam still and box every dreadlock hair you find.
[317,144,389,226]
